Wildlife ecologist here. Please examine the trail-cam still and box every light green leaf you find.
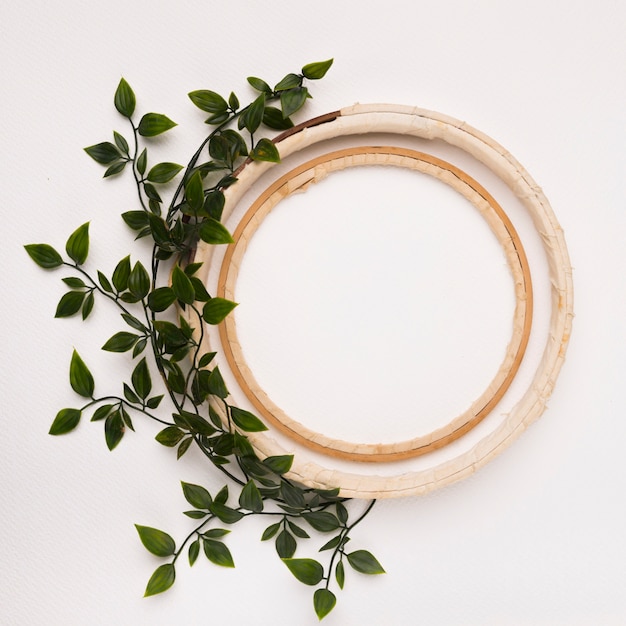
[135,524,176,557]
[314,588,337,620]
[24,243,63,269]
[49,408,81,435]
[302,58,334,80]
[114,78,136,117]
[282,558,324,586]
[65,222,90,265]
[144,563,175,597]
[69,350,94,398]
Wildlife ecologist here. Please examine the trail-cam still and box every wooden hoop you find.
[216,146,533,462]
[189,104,573,498]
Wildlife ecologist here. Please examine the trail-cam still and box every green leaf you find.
[81,291,94,319]
[247,76,272,94]
[314,588,337,620]
[335,560,345,589]
[319,535,342,552]
[263,106,294,130]
[64,222,90,265]
[263,454,294,474]
[128,261,150,299]
[239,480,263,512]
[230,407,267,433]
[336,502,348,525]
[274,73,301,91]
[205,528,230,539]
[49,408,81,435]
[62,277,86,289]
[147,287,176,312]
[137,148,148,175]
[147,162,183,184]
[112,255,131,292]
[302,58,333,80]
[288,521,310,539]
[261,522,281,541]
[55,290,86,318]
[280,481,306,509]
[250,138,280,163]
[144,563,175,597]
[138,113,177,137]
[207,367,228,399]
[276,530,296,559]
[184,170,204,213]
[177,437,192,459]
[209,502,244,524]
[244,93,265,134]
[135,524,176,557]
[104,410,124,450]
[122,211,150,231]
[104,161,126,178]
[281,87,309,119]
[188,90,228,113]
[228,91,239,111]
[131,357,152,400]
[302,511,340,533]
[171,265,195,305]
[24,243,63,269]
[198,218,234,245]
[69,350,94,398]
[203,539,234,568]
[282,558,324,586]
[155,426,184,447]
[91,404,113,422]
[84,142,121,165]
[98,270,113,293]
[346,550,385,575]
[202,297,237,324]
[188,539,200,567]
[182,482,212,510]
[114,78,136,117]
[102,331,140,352]
[113,131,129,155]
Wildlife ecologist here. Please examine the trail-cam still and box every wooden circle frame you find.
[190,104,574,498]
[216,146,533,462]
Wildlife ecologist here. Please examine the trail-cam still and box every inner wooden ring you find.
[217,146,533,462]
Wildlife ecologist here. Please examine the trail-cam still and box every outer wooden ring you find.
[190,104,573,498]
[216,146,533,462]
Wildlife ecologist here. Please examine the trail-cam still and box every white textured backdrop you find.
[2,1,625,624]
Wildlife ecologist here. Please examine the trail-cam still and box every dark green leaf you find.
[69,350,94,398]
[188,539,200,567]
[138,113,177,137]
[205,528,230,539]
[228,91,239,111]
[91,404,113,422]
[346,550,385,575]
[261,522,281,541]
[319,535,342,552]
[205,111,230,125]
[203,539,234,568]
[147,214,170,248]
[202,297,237,324]
[104,410,124,450]
[198,218,234,245]
[112,255,131,292]
[146,394,163,409]
[263,106,294,130]
[120,313,146,333]
[135,524,176,557]
[214,485,229,505]
[104,161,126,178]
[177,437,192,459]
[171,265,195,305]
[234,432,256,458]
[188,90,228,113]
[155,426,184,447]
[314,588,337,620]
[137,148,148,175]
[65,222,89,265]
[184,171,204,213]
[239,480,263,512]
[250,138,280,163]
[247,76,272,94]
[144,563,175,597]
[203,190,225,220]
[276,530,296,558]
[336,560,345,589]
[207,367,228,399]
[302,511,340,533]
[128,261,150,299]
[263,454,294,475]
[49,408,81,435]
[336,502,348,525]
[98,270,113,293]
[114,78,136,117]
[182,482,212,510]
[282,558,324,586]
[122,210,149,231]
[131,357,152,400]
[147,162,183,184]
[113,131,129,154]
[189,277,210,302]
[24,243,63,269]
[274,73,301,91]
[120,405,134,431]
[302,58,333,80]
[55,291,86,318]
[62,277,85,289]
[84,142,121,165]
[102,331,140,352]
[288,521,310,539]
[230,407,267,432]
[281,87,309,119]
[244,93,265,134]
[184,509,209,519]
[280,481,306,509]
[209,502,244,524]
[81,291,94,319]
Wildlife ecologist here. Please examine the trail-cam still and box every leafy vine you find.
[25,59,384,621]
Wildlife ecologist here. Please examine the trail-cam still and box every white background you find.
[2,1,625,624]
